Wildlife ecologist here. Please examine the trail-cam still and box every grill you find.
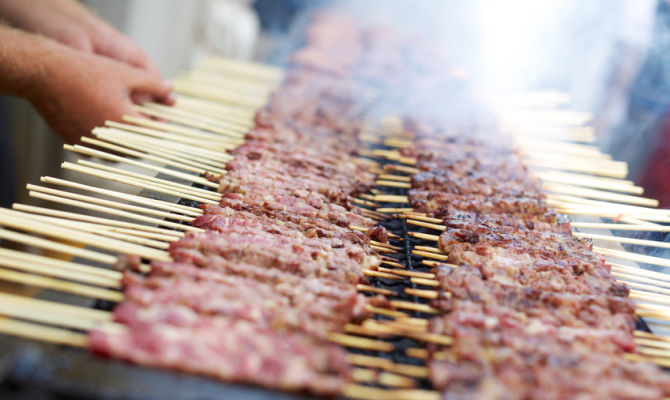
[0,4,668,400]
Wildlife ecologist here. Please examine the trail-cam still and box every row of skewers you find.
[0,8,670,400]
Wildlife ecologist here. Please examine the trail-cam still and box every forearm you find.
[0,24,58,99]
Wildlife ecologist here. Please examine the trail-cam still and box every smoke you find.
[319,0,656,118]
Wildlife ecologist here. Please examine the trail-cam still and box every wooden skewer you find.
[356,284,394,296]
[103,122,240,156]
[414,245,444,254]
[97,125,232,165]
[534,170,641,194]
[365,305,408,318]
[407,219,445,232]
[347,354,428,379]
[41,176,202,216]
[389,300,439,314]
[405,288,439,299]
[408,232,440,242]
[543,183,658,207]
[376,180,411,189]
[0,267,124,302]
[630,290,670,306]
[12,203,184,238]
[612,271,670,291]
[0,228,116,265]
[66,144,219,189]
[571,222,670,232]
[148,95,256,125]
[8,210,170,249]
[83,135,222,175]
[124,114,245,141]
[422,260,443,268]
[351,368,416,389]
[374,195,409,203]
[342,384,441,400]
[376,208,415,213]
[363,270,403,280]
[611,263,670,283]
[0,247,119,278]
[410,277,440,287]
[574,232,670,250]
[594,247,670,269]
[174,94,256,122]
[327,333,394,352]
[0,300,115,332]
[61,162,219,205]
[198,56,284,80]
[378,174,411,182]
[27,184,194,222]
[371,245,397,253]
[28,190,201,232]
[75,159,222,201]
[0,208,171,261]
[173,80,267,109]
[376,267,435,280]
[133,104,247,136]
[149,95,254,122]
[0,248,121,287]
[411,250,448,261]
[371,241,401,251]
[0,292,112,320]
[180,70,275,94]
[381,259,406,269]
[89,131,226,175]
[0,319,88,348]
[383,164,420,174]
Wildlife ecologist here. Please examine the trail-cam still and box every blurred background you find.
[3,0,670,209]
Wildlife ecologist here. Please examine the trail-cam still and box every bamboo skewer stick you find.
[0,209,171,261]
[147,95,253,123]
[0,267,123,302]
[41,176,202,216]
[0,292,111,320]
[594,247,670,269]
[342,384,440,400]
[74,160,222,201]
[95,126,232,167]
[533,170,640,194]
[27,184,194,222]
[104,121,240,154]
[124,114,245,141]
[28,190,201,233]
[134,104,248,136]
[66,144,219,189]
[611,263,670,283]
[174,95,256,122]
[571,222,670,232]
[0,319,88,347]
[12,203,184,238]
[180,70,275,94]
[0,228,117,265]
[574,232,670,250]
[61,162,219,205]
[198,56,284,80]
[0,248,120,280]
[81,136,219,176]
[9,211,170,249]
[173,80,267,109]
[543,183,658,207]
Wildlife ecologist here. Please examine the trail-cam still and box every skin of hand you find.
[0,0,161,77]
[0,25,172,144]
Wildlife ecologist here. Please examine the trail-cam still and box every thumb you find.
[126,67,173,103]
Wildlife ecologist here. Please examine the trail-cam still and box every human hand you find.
[0,0,160,77]
[26,42,172,144]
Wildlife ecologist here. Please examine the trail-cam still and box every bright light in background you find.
[472,0,569,91]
